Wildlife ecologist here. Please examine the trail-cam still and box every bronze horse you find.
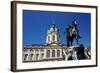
[65,20,81,47]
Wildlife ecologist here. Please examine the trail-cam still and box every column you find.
[43,49,46,59]
[38,49,41,60]
[60,49,62,58]
[50,49,52,58]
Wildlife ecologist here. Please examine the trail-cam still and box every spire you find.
[52,19,55,25]
[51,20,56,29]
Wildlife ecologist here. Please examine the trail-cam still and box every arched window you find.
[24,54,28,61]
[47,50,50,57]
[30,54,33,60]
[36,54,39,60]
[24,49,27,52]
[48,36,50,42]
[30,49,33,52]
[52,50,55,57]
[53,35,55,41]
[57,50,60,57]
[41,54,44,59]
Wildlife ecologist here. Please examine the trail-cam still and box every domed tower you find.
[46,21,60,46]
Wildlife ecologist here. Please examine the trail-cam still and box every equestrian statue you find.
[64,19,82,47]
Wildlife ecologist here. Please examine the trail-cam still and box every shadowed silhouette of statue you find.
[64,19,81,47]
[77,44,87,59]
[67,44,87,60]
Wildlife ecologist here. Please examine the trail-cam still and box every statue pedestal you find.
[63,44,90,61]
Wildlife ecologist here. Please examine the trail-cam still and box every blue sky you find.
[23,10,91,47]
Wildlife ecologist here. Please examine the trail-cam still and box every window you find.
[48,36,50,42]
[53,35,55,41]
[30,49,33,52]
[41,54,44,59]
[52,50,55,57]
[57,50,60,57]
[24,49,27,52]
[36,54,39,60]
[30,54,33,60]
[47,50,50,57]
[24,54,28,61]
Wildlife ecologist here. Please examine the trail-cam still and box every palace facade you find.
[23,22,90,62]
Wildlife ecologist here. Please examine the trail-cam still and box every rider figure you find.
[65,24,72,46]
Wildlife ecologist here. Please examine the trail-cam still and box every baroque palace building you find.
[23,22,90,62]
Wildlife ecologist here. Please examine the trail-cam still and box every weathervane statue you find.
[64,19,82,47]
